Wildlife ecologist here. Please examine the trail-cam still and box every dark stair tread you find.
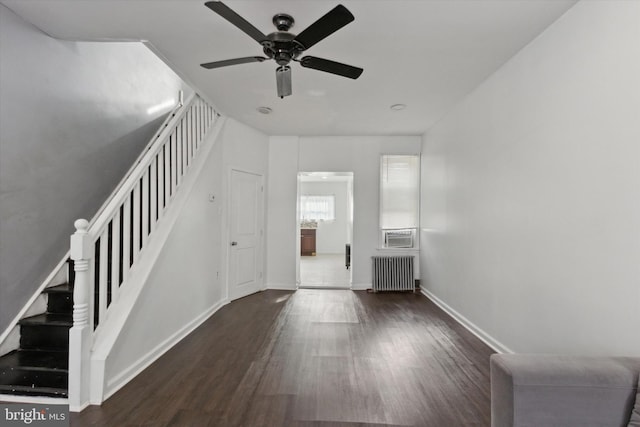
[1,282,73,399]
[19,313,73,327]
[0,384,67,398]
[0,367,67,388]
[0,350,68,371]
[43,284,73,294]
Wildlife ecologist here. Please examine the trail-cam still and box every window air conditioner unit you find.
[384,230,413,248]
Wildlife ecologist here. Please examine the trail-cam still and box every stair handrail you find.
[74,92,216,330]
[86,91,195,236]
[0,94,195,352]
[68,93,219,410]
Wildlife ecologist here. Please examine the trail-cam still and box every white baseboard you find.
[103,299,228,401]
[69,401,90,413]
[0,395,68,406]
[350,283,371,291]
[265,283,297,291]
[298,285,350,290]
[420,286,513,354]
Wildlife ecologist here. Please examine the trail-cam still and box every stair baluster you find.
[69,219,92,410]
[65,95,218,409]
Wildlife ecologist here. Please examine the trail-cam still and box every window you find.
[380,155,420,248]
[300,195,335,221]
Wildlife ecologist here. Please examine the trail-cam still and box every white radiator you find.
[371,256,415,292]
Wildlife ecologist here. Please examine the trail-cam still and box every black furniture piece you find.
[345,243,351,269]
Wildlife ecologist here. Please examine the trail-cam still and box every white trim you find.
[89,360,105,406]
[420,286,513,354]
[0,327,20,357]
[87,95,197,239]
[266,283,298,291]
[0,395,68,406]
[226,167,266,302]
[298,285,350,290]
[0,257,68,346]
[350,283,371,291]
[375,247,420,253]
[295,171,355,293]
[102,298,228,402]
[69,401,90,413]
[88,117,227,400]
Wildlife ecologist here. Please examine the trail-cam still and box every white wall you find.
[265,137,299,290]
[0,5,191,333]
[104,118,269,391]
[420,0,640,356]
[299,181,349,254]
[267,136,422,290]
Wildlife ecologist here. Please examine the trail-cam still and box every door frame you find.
[296,171,354,289]
[225,166,265,302]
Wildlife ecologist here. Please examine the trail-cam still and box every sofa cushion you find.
[491,354,640,427]
[628,376,640,427]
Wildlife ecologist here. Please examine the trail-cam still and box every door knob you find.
[231,241,238,246]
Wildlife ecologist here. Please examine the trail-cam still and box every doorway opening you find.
[297,172,353,289]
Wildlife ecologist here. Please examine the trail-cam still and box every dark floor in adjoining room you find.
[72,289,494,426]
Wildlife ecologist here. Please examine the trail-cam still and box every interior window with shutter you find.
[380,155,420,248]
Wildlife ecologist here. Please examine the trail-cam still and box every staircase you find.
[0,94,219,407]
[0,271,73,398]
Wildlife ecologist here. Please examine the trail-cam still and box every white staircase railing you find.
[68,94,218,409]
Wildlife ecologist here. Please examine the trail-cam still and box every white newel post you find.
[69,219,93,411]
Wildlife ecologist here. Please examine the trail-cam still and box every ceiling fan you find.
[200,1,363,98]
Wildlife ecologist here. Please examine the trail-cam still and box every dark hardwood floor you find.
[71,290,494,426]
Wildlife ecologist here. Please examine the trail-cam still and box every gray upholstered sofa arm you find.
[490,354,640,427]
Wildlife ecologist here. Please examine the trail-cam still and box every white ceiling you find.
[2,0,576,136]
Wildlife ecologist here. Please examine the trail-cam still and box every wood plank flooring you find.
[71,290,494,426]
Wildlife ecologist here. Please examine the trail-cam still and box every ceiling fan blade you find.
[205,1,267,43]
[294,5,354,50]
[300,56,363,79]
[200,56,267,69]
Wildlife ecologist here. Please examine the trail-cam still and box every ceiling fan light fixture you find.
[276,66,292,99]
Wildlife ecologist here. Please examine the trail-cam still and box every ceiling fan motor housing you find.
[262,30,303,66]
[272,13,294,31]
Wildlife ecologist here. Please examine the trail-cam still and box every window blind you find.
[380,155,419,229]
[300,195,335,221]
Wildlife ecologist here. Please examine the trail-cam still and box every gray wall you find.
[0,5,192,333]
[419,0,640,356]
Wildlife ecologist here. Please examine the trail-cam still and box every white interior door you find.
[228,169,263,301]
